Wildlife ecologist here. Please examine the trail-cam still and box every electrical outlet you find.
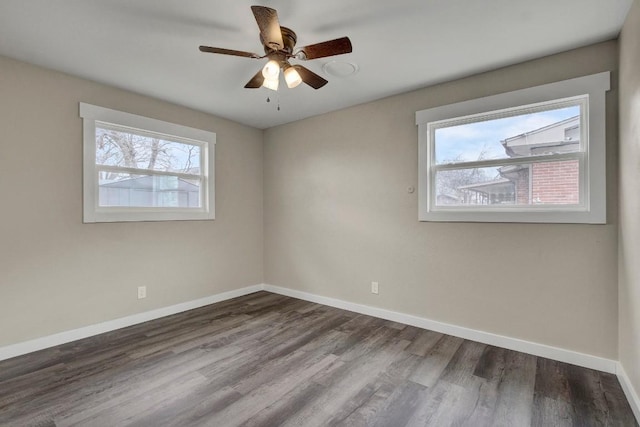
[371,281,379,295]
[137,286,147,299]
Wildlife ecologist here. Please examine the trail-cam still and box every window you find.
[80,103,215,223]
[416,72,610,223]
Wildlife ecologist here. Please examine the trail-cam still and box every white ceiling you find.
[0,1,633,129]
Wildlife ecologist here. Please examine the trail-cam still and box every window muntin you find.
[416,72,610,224]
[81,103,215,223]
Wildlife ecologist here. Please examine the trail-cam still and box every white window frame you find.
[416,72,610,224]
[80,103,216,223]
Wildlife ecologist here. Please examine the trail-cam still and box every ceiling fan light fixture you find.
[199,6,351,92]
[284,66,302,89]
[262,76,279,91]
[262,60,280,80]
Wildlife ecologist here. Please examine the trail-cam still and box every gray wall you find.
[0,55,264,347]
[264,41,619,359]
[0,37,627,367]
[619,0,640,403]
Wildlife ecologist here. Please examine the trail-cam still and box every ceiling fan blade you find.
[251,5,284,51]
[293,65,328,89]
[199,46,260,58]
[244,69,265,88]
[298,37,352,60]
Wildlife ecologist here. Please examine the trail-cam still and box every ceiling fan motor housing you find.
[262,27,297,53]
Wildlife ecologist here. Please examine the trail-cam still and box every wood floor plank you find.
[194,353,339,426]
[240,381,327,427]
[54,347,241,426]
[57,371,208,427]
[537,358,571,400]
[599,371,639,426]
[489,350,537,426]
[405,329,444,357]
[409,335,464,388]
[281,340,412,427]
[0,291,636,427]
[439,339,487,386]
[329,378,390,425]
[128,385,244,427]
[532,395,574,427]
[335,381,397,427]
[371,380,430,427]
[406,379,479,427]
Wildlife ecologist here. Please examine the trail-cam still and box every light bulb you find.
[262,77,279,91]
[262,60,280,79]
[284,66,302,88]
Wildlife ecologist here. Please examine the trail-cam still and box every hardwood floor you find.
[0,291,636,426]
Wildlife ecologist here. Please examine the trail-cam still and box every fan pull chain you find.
[265,96,281,111]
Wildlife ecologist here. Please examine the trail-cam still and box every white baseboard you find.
[0,284,263,362]
[617,363,640,424]
[0,283,620,378]
[263,284,618,374]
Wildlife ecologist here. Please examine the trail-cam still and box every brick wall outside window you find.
[531,160,580,204]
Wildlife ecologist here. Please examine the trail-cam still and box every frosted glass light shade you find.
[284,66,302,88]
[262,77,279,91]
[262,60,280,79]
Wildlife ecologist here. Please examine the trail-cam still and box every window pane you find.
[98,172,201,208]
[434,104,581,165]
[435,160,580,207]
[96,125,201,174]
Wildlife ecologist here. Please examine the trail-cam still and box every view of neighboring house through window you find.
[80,103,216,223]
[434,102,582,207]
[416,72,609,223]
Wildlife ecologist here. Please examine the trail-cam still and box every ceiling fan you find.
[199,5,353,91]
